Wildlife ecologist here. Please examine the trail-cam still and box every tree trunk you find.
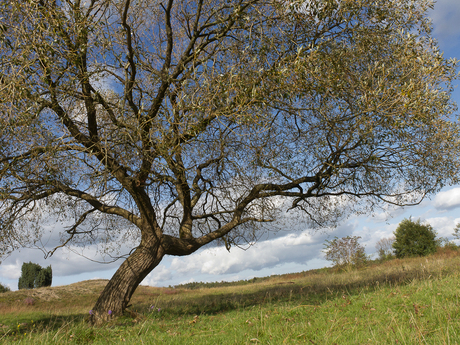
[89,240,164,325]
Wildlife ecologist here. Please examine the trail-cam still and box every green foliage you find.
[392,218,438,258]
[18,262,52,290]
[18,262,42,290]
[0,282,10,293]
[323,236,367,270]
[35,265,52,288]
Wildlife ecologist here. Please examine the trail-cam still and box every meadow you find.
[1,248,460,344]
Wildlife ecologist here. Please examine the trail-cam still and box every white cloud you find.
[167,231,320,277]
[426,216,458,238]
[433,188,460,210]
[0,241,124,284]
[429,0,460,46]
[142,265,172,286]
[0,259,22,280]
[143,224,364,285]
[359,223,396,246]
[177,277,196,285]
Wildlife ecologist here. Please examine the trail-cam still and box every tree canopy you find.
[18,262,52,289]
[0,0,458,324]
[392,218,438,258]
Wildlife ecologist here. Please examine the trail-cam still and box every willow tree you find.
[0,0,458,323]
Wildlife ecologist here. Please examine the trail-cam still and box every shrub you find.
[0,282,10,293]
[392,218,438,258]
[323,236,367,270]
[18,262,52,289]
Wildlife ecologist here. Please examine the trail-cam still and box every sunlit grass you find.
[1,248,460,344]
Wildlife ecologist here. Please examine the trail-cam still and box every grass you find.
[1,248,460,344]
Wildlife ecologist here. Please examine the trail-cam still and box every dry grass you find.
[2,249,459,317]
[0,248,460,344]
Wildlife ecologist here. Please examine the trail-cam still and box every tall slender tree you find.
[0,0,458,324]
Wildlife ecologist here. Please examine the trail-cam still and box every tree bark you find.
[89,239,164,325]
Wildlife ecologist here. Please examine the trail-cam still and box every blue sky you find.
[1,0,460,290]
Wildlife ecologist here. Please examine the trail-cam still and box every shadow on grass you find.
[3,249,459,333]
[0,313,88,339]
[131,257,459,318]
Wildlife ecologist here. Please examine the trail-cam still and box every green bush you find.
[18,262,52,289]
[0,282,10,293]
[392,218,438,258]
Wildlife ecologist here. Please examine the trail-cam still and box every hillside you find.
[1,248,460,344]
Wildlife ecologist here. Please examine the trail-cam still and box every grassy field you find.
[1,248,460,344]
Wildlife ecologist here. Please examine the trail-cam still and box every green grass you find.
[1,248,460,344]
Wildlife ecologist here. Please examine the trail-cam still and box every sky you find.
[2,0,460,291]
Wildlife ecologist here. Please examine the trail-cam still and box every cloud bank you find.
[433,188,460,211]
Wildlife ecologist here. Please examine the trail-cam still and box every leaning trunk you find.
[89,241,164,325]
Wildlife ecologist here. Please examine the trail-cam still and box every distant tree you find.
[323,236,367,270]
[453,223,460,241]
[436,236,457,250]
[392,218,437,258]
[18,262,42,290]
[0,282,10,293]
[35,265,52,288]
[18,262,52,289]
[375,237,395,261]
